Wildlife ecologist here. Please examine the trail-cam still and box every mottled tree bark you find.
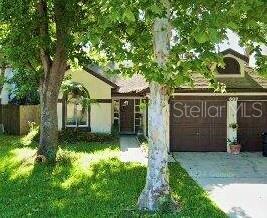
[37,64,66,163]
[138,16,176,210]
[138,82,171,211]
[38,83,60,162]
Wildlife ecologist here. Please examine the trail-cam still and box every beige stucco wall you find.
[59,68,113,133]
[66,69,111,99]
[91,104,112,133]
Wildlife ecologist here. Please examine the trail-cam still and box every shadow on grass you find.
[0,135,146,217]
[0,135,226,217]
[169,163,226,218]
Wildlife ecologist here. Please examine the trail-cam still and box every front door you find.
[120,99,135,133]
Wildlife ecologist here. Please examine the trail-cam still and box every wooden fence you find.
[0,104,40,135]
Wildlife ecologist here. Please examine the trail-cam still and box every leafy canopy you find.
[7,68,40,105]
[0,0,266,91]
[0,0,93,77]
[83,0,267,89]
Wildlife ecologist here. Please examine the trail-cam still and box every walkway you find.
[120,135,147,164]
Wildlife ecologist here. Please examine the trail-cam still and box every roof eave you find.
[82,66,119,88]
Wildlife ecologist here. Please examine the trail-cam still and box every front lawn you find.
[0,135,225,217]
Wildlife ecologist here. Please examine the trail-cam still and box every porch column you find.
[227,98,238,150]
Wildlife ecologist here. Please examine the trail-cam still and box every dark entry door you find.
[120,99,135,133]
[170,99,227,152]
[237,101,267,151]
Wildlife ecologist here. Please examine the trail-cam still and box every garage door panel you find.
[238,127,264,151]
[237,101,267,151]
[199,128,210,135]
[170,127,199,151]
[213,127,227,137]
[170,100,227,152]
[237,102,265,126]
[170,100,227,126]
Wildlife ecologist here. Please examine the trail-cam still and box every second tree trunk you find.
[138,82,171,211]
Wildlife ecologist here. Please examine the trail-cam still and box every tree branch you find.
[37,0,52,74]
[25,60,37,73]
[53,0,68,74]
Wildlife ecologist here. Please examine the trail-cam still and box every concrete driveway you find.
[173,152,267,218]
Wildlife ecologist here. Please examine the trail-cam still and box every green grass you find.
[0,135,226,217]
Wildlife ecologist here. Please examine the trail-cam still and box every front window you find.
[66,93,88,127]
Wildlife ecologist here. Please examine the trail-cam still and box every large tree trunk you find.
[37,85,59,162]
[138,16,176,210]
[138,82,172,211]
[36,0,68,163]
[36,65,66,163]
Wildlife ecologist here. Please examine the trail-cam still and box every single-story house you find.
[1,48,267,152]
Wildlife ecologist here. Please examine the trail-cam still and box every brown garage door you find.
[237,101,267,151]
[170,99,227,151]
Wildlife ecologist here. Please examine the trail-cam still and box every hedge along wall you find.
[0,104,40,135]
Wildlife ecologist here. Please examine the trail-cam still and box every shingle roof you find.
[217,73,262,89]
[179,70,267,91]
[111,74,149,93]
[82,49,267,94]
[245,67,267,88]
[87,68,267,94]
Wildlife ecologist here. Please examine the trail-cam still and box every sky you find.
[218,30,267,67]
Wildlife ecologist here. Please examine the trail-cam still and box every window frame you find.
[65,102,89,128]
[63,85,91,130]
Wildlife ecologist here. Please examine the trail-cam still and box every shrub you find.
[33,126,118,144]
[111,123,119,138]
[58,128,117,143]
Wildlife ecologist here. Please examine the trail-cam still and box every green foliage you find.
[111,123,119,138]
[0,0,93,78]
[7,68,40,105]
[0,73,4,87]
[58,129,117,144]
[84,0,267,88]
[61,76,96,109]
[32,128,117,144]
[1,0,266,89]
[0,135,225,217]
[255,47,267,75]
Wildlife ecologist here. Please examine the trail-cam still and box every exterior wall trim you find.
[59,99,112,103]
[94,99,112,103]
[227,99,237,151]
[172,92,267,96]
[220,48,249,63]
[112,96,146,100]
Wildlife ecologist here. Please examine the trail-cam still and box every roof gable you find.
[220,48,249,63]
[82,66,118,88]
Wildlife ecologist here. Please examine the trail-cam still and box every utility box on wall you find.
[0,104,40,135]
